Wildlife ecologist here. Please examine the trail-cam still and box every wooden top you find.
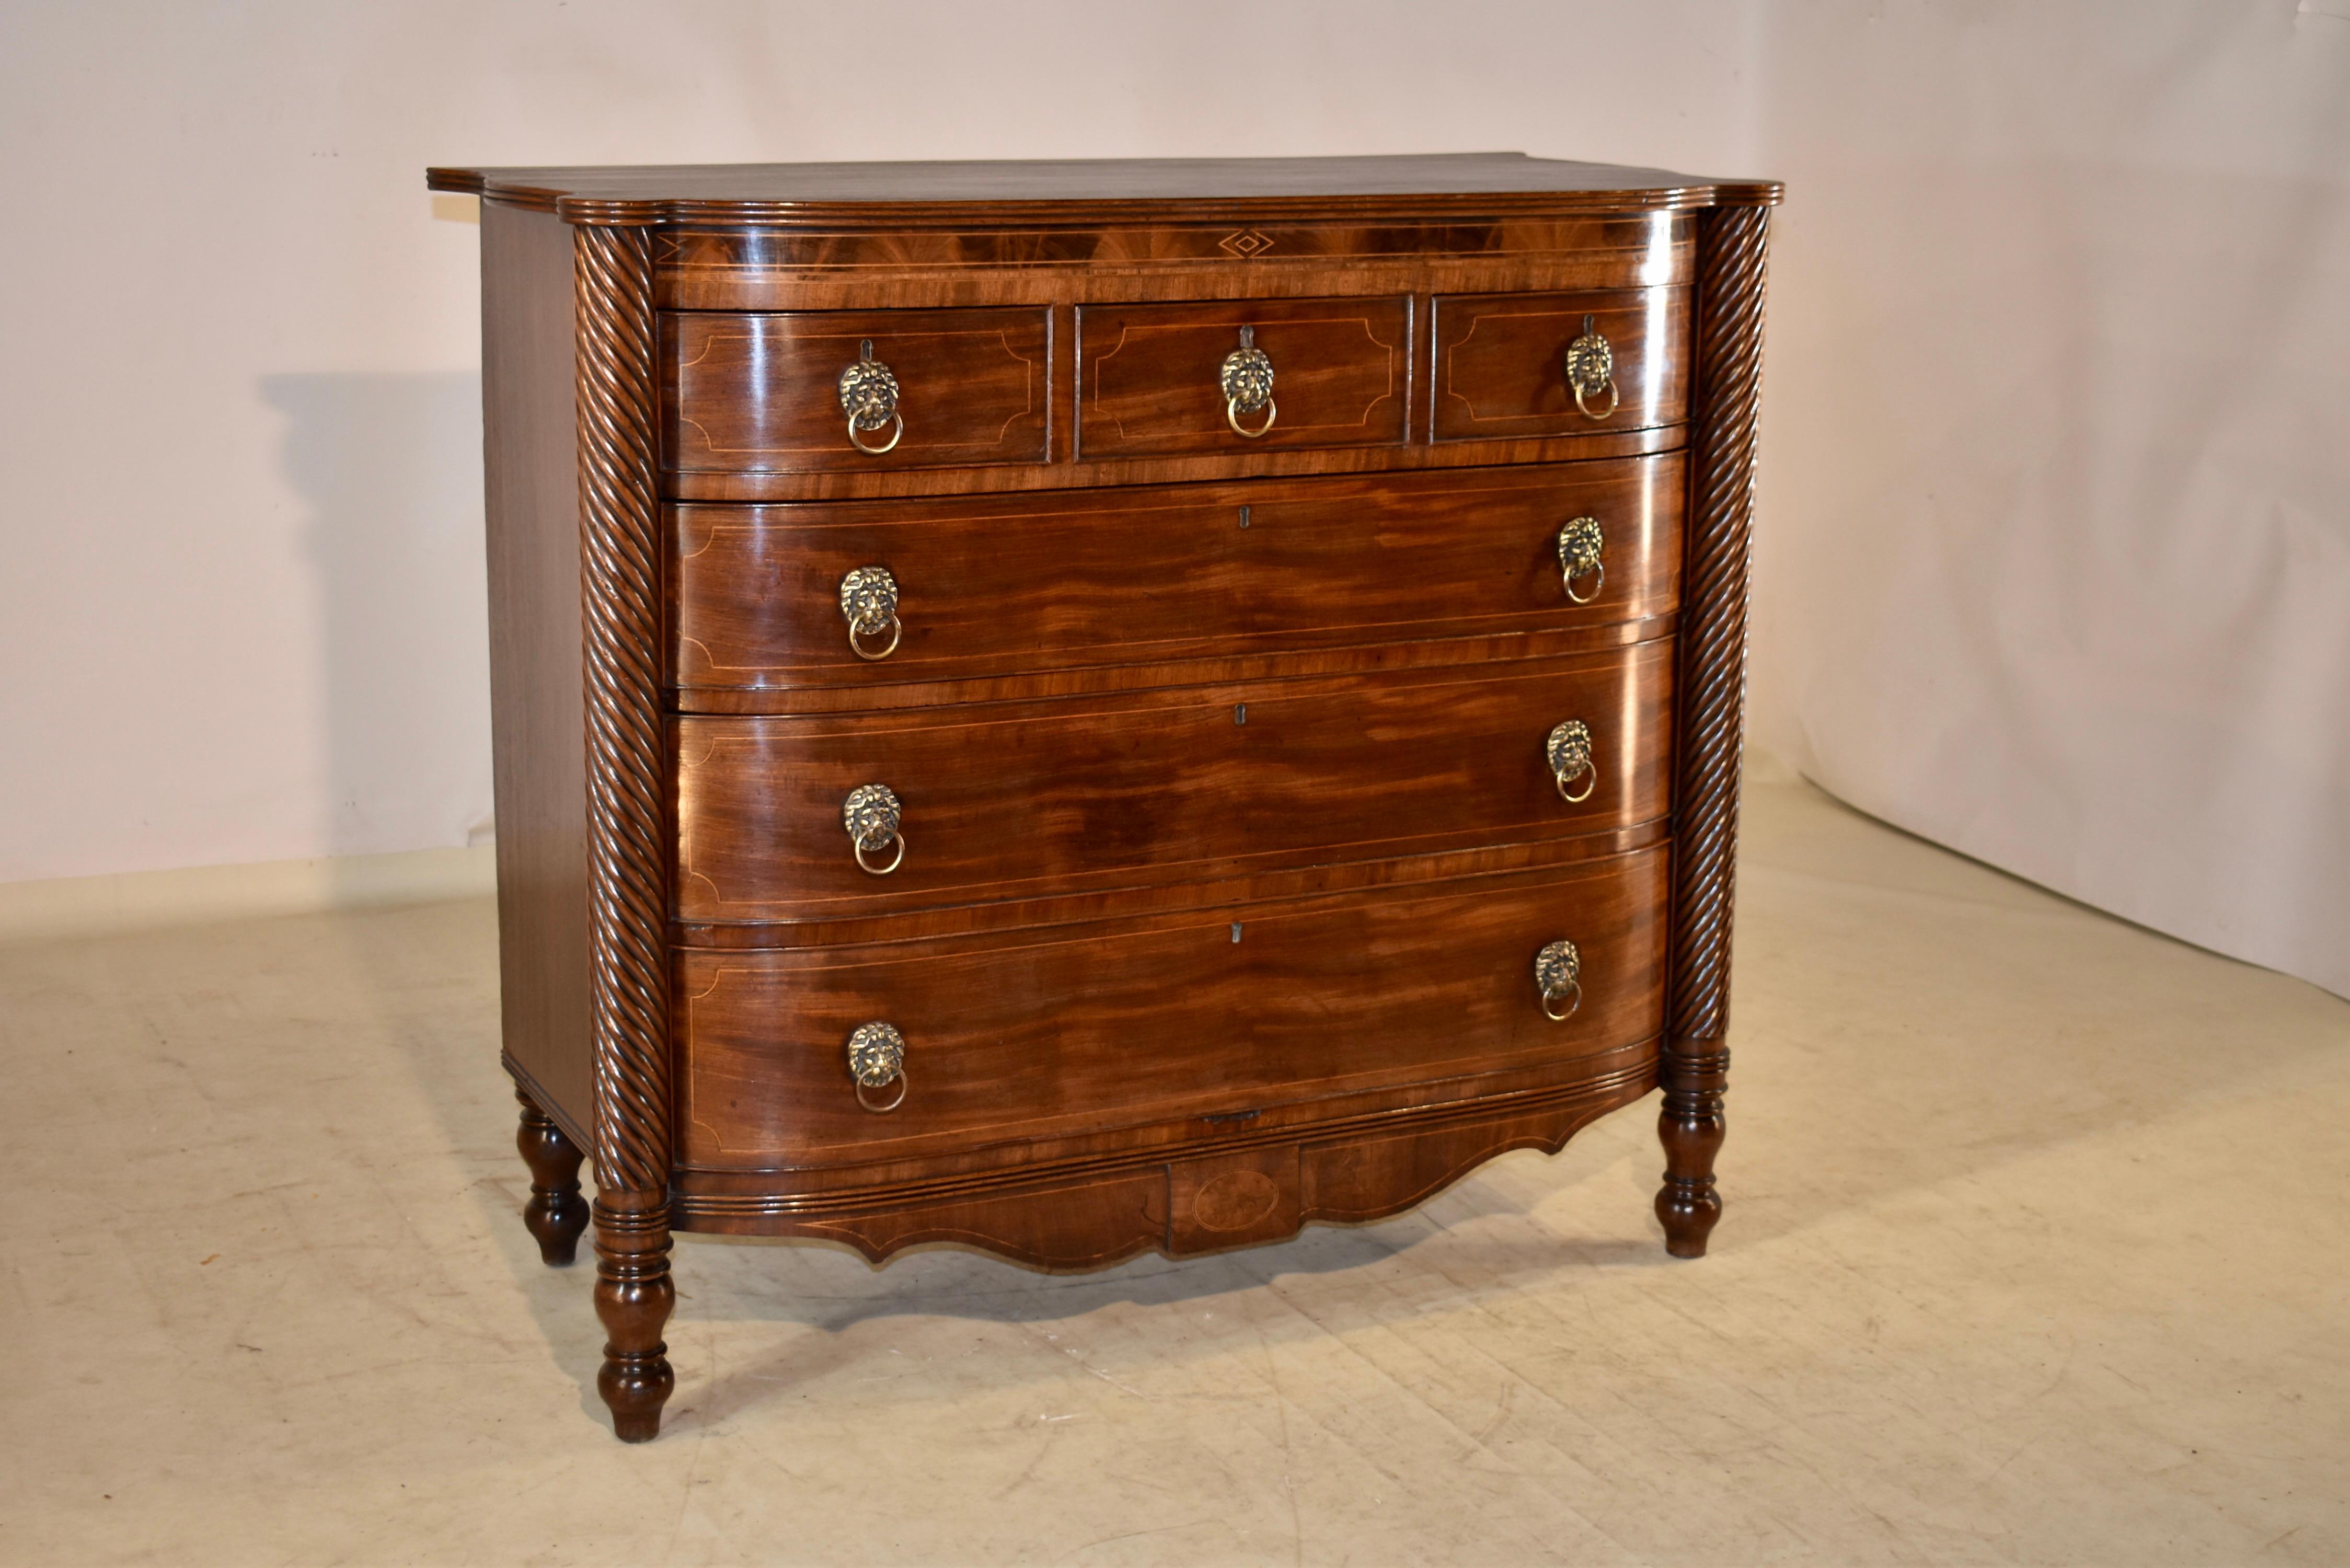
[424,153,1781,226]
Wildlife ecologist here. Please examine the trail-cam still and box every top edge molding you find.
[423,154,1784,228]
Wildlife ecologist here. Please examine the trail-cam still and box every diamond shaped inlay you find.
[1217,227,1276,260]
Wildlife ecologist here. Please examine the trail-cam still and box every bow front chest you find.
[428,154,1781,1441]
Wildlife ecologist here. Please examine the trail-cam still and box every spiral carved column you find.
[1660,203,1773,1259]
[574,222,676,1440]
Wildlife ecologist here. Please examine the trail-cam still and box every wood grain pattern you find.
[1433,286,1690,441]
[478,201,596,1138]
[667,1058,1656,1261]
[1659,203,1773,1260]
[675,845,1668,1172]
[652,213,1691,310]
[663,422,1685,504]
[1075,295,1410,458]
[664,307,1050,474]
[670,455,1683,699]
[674,643,1673,923]
[573,223,676,1442]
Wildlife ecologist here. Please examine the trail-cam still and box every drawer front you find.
[664,307,1051,474]
[1433,287,1689,441]
[675,643,1672,922]
[673,456,1684,693]
[676,847,1668,1170]
[1076,296,1410,458]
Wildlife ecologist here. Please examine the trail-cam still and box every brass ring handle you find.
[1220,325,1276,440]
[847,1021,908,1114]
[1226,395,1277,439]
[1564,315,1619,423]
[853,833,906,877]
[1557,516,1606,605]
[1546,720,1597,804]
[1535,940,1583,1022]
[847,412,904,456]
[839,566,902,662]
[838,338,904,456]
[848,616,902,661]
[842,783,906,877]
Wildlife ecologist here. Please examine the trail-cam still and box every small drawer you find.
[674,643,1672,923]
[1076,296,1410,458]
[671,456,1684,694]
[675,846,1669,1170]
[663,307,1051,474]
[1432,287,1689,441]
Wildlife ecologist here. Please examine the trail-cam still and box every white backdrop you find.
[2,2,2343,996]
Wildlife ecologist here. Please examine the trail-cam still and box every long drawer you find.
[672,456,1681,696]
[675,845,1669,1171]
[674,641,1673,923]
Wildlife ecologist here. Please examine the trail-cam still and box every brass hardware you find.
[1564,315,1619,421]
[837,339,904,455]
[846,1021,908,1113]
[1557,516,1605,605]
[1534,940,1583,1022]
[838,566,902,661]
[841,783,906,875]
[1547,720,1596,803]
[1220,325,1276,439]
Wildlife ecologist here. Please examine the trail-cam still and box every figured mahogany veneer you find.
[670,454,1684,701]
[1434,287,1690,441]
[1075,295,1411,457]
[677,846,1667,1172]
[437,153,1779,1441]
[675,643,1672,923]
[664,306,1050,473]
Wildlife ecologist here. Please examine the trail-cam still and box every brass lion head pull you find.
[1220,324,1277,439]
[1556,516,1605,605]
[1563,315,1619,421]
[838,566,902,661]
[837,339,904,455]
[1534,940,1583,1022]
[1546,720,1596,803]
[845,1021,908,1113]
[841,783,906,875]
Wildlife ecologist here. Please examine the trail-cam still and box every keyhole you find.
[1238,505,1250,531]
[1230,923,1243,943]
[1234,705,1247,725]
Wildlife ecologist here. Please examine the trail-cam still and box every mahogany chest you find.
[427,154,1780,1442]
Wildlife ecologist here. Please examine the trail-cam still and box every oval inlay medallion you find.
[1192,1169,1281,1232]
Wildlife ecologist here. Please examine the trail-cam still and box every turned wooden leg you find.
[593,1191,675,1442]
[514,1089,590,1266]
[1656,1039,1730,1258]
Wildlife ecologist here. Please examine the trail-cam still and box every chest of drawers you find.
[428,154,1779,1442]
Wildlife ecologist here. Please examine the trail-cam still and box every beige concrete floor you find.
[6,778,2347,1566]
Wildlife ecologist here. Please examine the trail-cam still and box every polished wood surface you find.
[664,307,1050,474]
[1075,295,1410,457]
[676,846,1667,1171]
[671,457,1682,699]
[1659,203,1775,1259]
[1433,286,1690,441]
[675,643,1672,923]
[654,213,1690,311]
[478,201,595,1145]
[446,155,1780,1440]
[427,153,1782,225]
[514,1088,589,1266]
